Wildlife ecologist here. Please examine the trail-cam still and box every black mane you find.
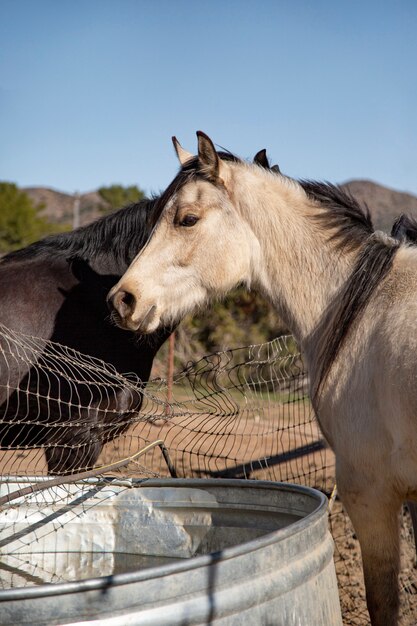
[301,182,400,402]
[300,181,374,251]
[2,198,157,268]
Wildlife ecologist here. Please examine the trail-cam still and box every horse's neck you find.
[87,249,128,276]
[53,234,128,276]
[57,219,134,275]
[233,170,357,343]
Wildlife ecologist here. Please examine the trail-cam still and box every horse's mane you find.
[300,181,374,251]
[2,198,157,268]
[300,182,400,402]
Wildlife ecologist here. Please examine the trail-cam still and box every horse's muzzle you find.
[107,288,137,325]
[107,289,157,333]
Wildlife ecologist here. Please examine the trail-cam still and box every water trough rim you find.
[0,478,328,602]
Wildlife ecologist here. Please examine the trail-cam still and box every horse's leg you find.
[338,474,402,626]
[45,440,102,475]
[406,501,417,556]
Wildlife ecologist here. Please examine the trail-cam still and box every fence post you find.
[166,331,175,414]
[73,192,80,229]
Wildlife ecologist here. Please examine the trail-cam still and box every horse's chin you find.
[111,304,159,334]
[113,316,140,332]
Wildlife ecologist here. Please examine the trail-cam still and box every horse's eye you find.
[179,214,199,227]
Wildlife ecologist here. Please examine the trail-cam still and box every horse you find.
[108,131,417,626]
[0,148,270,477]
[391,213,417,243]
[0,198,173,474]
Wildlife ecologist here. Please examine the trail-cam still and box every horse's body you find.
[0,199,171,474]
[108,133,417,625]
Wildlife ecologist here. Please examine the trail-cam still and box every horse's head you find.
[107,132,262,333]
[253,148,281,173]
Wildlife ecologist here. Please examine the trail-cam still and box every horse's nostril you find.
[121,291,135,309]
[108,289,136,319]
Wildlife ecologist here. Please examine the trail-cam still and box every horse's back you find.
[0,257,74,336]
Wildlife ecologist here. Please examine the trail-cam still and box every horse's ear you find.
[196,131,219,180]
[172,136,194,166]
[391,213,417,243]
[253,149,270,169]
[271,164,281,174]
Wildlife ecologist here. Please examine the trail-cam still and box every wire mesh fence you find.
[0,324,416,623]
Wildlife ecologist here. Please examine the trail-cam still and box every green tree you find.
[98,184,145,213]
[0,182,56,252]
[165,287,289,370]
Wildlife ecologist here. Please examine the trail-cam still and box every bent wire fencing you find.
[0,324,415,624]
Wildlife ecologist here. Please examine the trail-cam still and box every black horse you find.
[0,198,172,474]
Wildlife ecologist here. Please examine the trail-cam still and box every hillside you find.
[24,187,109,226]
[24,180,417,233]
[342,180,417,233]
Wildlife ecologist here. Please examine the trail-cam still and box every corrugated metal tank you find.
[0,478,342,625]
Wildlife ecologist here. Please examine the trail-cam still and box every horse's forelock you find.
[149,151,242,230]
[149,166,199,231]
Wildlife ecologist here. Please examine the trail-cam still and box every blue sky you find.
[1,0,416,196]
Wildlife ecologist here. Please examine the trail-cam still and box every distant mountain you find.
[342,179,417,233]
[23,180,417,234]
[24,187,109,227]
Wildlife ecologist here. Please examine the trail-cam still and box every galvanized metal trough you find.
[0,478,342,625]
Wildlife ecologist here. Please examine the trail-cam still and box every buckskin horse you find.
[108,132,417,625]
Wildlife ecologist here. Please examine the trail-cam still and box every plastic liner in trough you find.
[0,478,342,625]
